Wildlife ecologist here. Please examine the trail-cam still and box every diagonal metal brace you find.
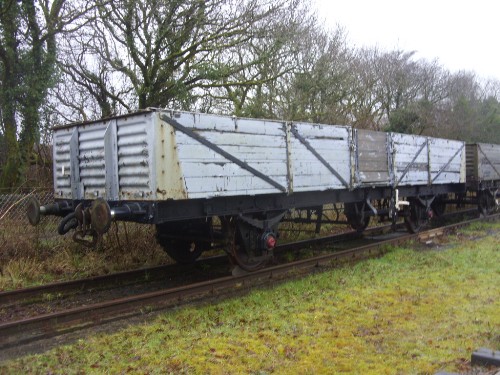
[290,124,350,189]
[478,144,500,180]
[396,140,427,187]
[161,115,287,193]
[417,195,435,210]
[432,143,465,183]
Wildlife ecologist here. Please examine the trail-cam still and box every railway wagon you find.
[466,143,500,215]
[352,129,466,232]
[28,109,469,271]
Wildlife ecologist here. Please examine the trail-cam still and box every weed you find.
[1,258,43,289]
[2,223,499,373]
[0,221,169,291]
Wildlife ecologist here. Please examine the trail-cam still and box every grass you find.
[1,221,499,374]
[0,206,351,291]
[0,221,170,290]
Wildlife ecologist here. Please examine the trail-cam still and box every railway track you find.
[0,221,397,310]
[0,207,477,309]
[0,210,494,352]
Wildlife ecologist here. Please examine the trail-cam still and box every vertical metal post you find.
[427,138,432,186]
[104,120,119,201]
[352,128,360,188]
[285,122,294,194]
[386,132,395,187]
[69,127,82,200]
[315,206,323,234]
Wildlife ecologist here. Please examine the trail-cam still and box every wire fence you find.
[0,188,55,222]
[0,188,64,261]
[0,188,165,264]
[0,189,168,287]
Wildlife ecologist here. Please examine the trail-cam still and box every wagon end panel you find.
[355,129,392,187]
[53,122,108,201]
[160,112,288,199]
[115,113,155,200]
[53,111,156,201]
[78,122,107,199]
[53,127,74,199]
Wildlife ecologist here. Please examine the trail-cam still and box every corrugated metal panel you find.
[116,114,153,199]
[53,128,73,198]
[52,112,155,201]
[79,123,106,199]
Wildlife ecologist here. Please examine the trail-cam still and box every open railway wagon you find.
[27,109,475,271]
[465,143,500,215]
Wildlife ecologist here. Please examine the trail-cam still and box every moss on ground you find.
[1,222,499,374]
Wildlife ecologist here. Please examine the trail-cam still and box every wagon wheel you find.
[221,217,273,272]
[156,219,213,264]
[404,199,427,234]
[478,191,497,216]
[344,202,370,232]
[431,195,447,217]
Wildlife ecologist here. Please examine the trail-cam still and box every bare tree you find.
[285,26,354,124]
[0,0,95,187]
[57,0,300,116]
[203,0,317,119]
[55,29,134,121]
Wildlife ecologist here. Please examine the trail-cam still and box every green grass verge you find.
[1,222,499,374]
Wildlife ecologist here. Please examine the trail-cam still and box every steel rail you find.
[0,210,475,308]
[0,212,497,350]
[0,264,176,308]
[0,223,396,308]
[0,206,478,310]
[0,208,478,308]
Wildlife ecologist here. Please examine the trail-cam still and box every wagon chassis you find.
[29,183,471,270]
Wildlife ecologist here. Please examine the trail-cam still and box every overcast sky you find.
[313,0,500,81]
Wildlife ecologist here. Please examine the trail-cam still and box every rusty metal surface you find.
[0,264,176,308]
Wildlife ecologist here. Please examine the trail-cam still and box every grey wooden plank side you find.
[356,129,391,185]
